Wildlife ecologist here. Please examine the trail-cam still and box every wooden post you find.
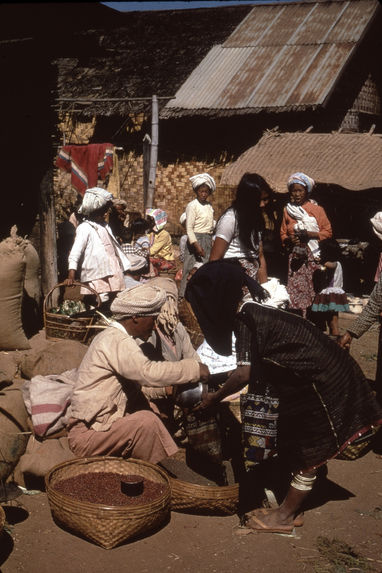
[145,95,158,210]
[40,168,58,296]
[142,133,151,210]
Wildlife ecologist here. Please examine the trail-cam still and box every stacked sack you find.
[0,226,42,351]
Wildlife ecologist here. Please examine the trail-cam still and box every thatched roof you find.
[55,5,252,117]
[220,131,382,192]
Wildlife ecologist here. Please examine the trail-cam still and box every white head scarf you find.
[287,172,315,195]
[189,173,216,193]
[126,253,148,272]
[371,212,382,241]
[78,187,113,217]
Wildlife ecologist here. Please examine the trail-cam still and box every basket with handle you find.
[45,456,171,549]
[169,476,239,516]
[43,281,101,343]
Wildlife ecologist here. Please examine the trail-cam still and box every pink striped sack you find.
[22,370,77,437]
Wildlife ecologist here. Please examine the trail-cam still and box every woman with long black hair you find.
[209,173,269,284]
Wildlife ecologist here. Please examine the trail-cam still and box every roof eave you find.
[160,103,321,119]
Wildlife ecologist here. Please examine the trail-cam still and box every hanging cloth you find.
[56,143,114,194]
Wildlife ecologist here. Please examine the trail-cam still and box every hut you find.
[221,130,382,293]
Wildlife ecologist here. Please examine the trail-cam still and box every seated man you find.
[67,283,208,464]
[139,277,201,430]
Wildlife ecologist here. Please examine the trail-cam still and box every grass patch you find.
[313,536,374,573]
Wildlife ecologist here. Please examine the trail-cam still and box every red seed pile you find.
[53,472,166,506]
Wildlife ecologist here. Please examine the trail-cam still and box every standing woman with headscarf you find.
[179,173,215,298]
[65,187,131,302]
[209,172,269,284]
[280,172,332,318]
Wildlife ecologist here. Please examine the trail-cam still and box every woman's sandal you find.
[245,508,304,528]
[244,514,295,535]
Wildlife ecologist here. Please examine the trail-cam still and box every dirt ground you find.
[1,313,382,573]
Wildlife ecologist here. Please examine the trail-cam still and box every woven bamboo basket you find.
[178,298,204,349]
[45,456,171,549]
[169,477,239,516]
[44,282,101,343]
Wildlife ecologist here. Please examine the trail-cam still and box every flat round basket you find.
[169,476,239,516]
[45,456,171,549]
[43,281,101,343]
[178,298,204,349]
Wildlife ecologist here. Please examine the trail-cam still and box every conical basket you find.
[45,456,171,549]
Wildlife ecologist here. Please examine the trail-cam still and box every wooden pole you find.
[40,168,58,296]
[145,95,158,210]
[142,133,151,210]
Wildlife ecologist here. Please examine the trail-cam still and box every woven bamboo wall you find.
[118,152,235,235]
[54,115,236,232]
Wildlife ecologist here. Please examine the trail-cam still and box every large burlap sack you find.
[18,435,75,479]
[20,338,88,379]
[0,380,30,482]
[0,351,21,383]
[22,241,43,338]
[0,228,30,350]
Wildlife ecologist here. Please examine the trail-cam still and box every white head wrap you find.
[371,211,382,241]
[179,212,186,225]
[189,173,216,193]
[287,172,315,195]
[126,253,148,272]
[110,284,167,319]
[78,187,114,217]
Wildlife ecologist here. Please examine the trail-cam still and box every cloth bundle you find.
[286,203,320,259]
[22,370,77,437]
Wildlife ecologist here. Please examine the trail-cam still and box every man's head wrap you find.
[147,277,179,338]
[145,208,168,232]
[371,211,382,241]
[189,173,216,193]
[126,253,148,272]
[110,284,167,319]
[287,172,315,195]
[78,187,113,217]
[113,198,127,208]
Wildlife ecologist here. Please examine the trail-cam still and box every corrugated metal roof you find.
[220,131,382,191]
[162,0,380,118]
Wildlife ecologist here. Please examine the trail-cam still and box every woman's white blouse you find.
[214,208,261,259]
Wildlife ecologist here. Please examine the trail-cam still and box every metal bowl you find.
[174,382,206,409]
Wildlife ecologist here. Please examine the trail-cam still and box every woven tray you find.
[45,457,171,549]
[178,298,204,349]
[44,281,101,343]
[169,476,239,516]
